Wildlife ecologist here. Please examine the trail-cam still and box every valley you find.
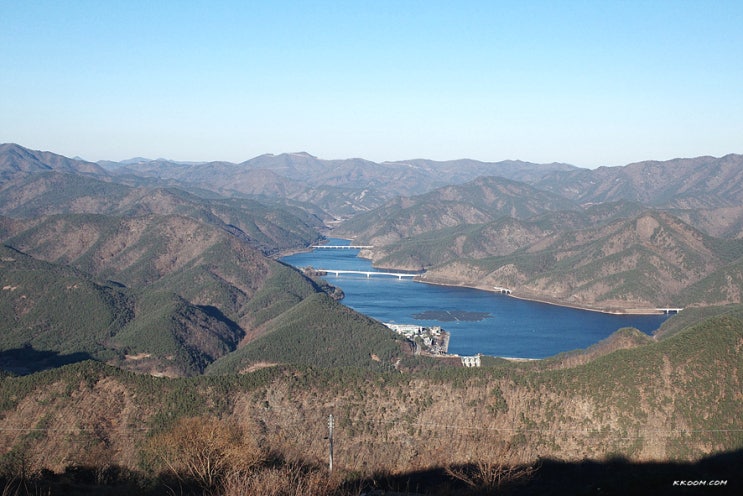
[5,2,742,492]
[1,144,741,494]
[280,243,669,359]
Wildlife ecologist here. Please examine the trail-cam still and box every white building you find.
[383,323,424,337]
[461,355,481,367]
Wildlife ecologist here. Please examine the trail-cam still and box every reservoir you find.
[281,241,670,359]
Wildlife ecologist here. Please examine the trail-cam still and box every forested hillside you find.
[335,155,743,310]
[0,146,407,377]
[414,211,743,310]
[337,176,579,247]
[1,144,742,493]
[0,171,323,255]
[0,221,410,376]
[0,307,740,494]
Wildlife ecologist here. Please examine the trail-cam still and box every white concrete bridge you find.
[311,245,374,249]
[317,269,421,280]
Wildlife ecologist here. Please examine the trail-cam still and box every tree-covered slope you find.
[0,306,740,484]
[112,291,244,376]
[0,171,322,254]
[357,201,652,270]
[419,211,743,310]
[0,244,248,376]
[0,245,130,359]
[207,293,408,373]
[1,215,409,376]
[533,153,743,209]
[337,175,579,246]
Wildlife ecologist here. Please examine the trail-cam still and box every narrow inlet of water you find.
[281,241,669,358]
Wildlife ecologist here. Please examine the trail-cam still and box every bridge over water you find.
[311,245,374,249]
[316,268,421,280]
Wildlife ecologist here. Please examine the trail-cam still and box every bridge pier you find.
[657,308,683,314]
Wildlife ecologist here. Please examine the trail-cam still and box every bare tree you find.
[444,441,536,493]
[148,416,264,492]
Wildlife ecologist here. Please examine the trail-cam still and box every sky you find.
[1,0,742,168]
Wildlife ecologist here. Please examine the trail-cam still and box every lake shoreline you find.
[283,241,670,316]
[280,242,670,358]
[416,278,668,316]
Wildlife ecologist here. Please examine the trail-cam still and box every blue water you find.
[281,240,669,359]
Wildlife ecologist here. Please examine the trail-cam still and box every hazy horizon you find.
[2,1,742,168]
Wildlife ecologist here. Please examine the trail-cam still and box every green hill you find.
[418,211,743,310]
[0,171,322,255]
[0,306,740,493]
[0,245,130,361]
[113,291,244,376]
[0,214,408,376]
[207,293,407,373]
[678,256,743,307]
[0,244,245,376]
[337,175,579,247]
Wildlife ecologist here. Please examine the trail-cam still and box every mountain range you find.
[2,143,743,363]
[0,144,412,376]
[1,143,742,493]
[332,154,743,310]
[95,149,579,218]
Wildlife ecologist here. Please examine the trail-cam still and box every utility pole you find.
[328,414,334,472]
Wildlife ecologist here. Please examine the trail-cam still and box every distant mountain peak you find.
[0,143,108,176]
[120,157,154,165]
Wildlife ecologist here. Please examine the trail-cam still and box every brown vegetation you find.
[1,307,742,493]
[2,146,743,493]
[146,416,263,492]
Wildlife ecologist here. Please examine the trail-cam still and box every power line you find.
[1,405,740,437]
[2,422,739,436]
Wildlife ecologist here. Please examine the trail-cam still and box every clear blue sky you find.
[1,0,741,167]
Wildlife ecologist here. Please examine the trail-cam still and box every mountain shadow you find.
[0,345,94,375]
[3,448,738,495]
[344,448,741,495]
